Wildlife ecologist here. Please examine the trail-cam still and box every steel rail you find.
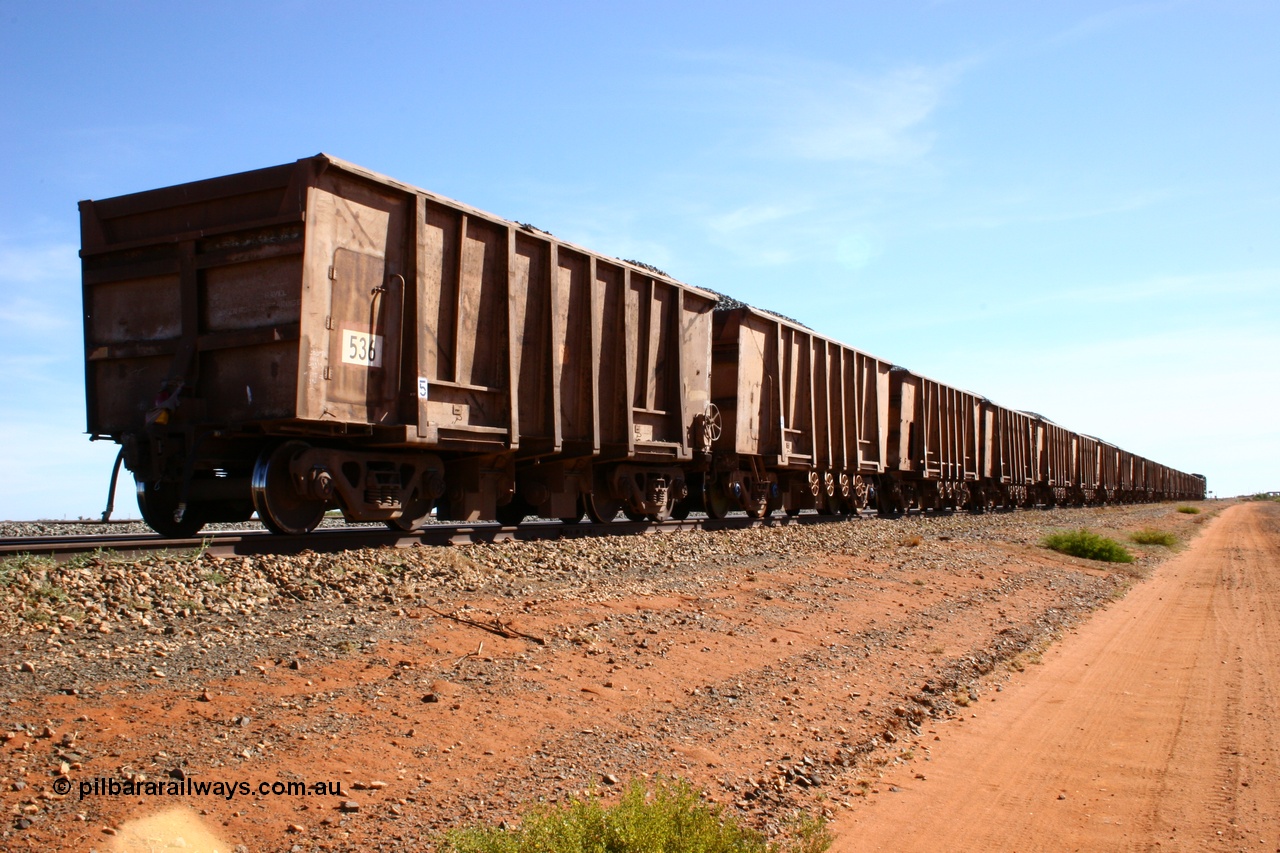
[0,512,857,562]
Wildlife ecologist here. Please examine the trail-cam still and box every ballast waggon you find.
[79,155,1206,537]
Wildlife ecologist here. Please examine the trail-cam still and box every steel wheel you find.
[387,495,434,532]
[136,478,207,539]
[586,493,623,523]
[251,441,327,535]
[703,479,732,519]
[852,475,870,509]
[496,497,531,527]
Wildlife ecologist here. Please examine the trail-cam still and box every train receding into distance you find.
[79,155,1205,537]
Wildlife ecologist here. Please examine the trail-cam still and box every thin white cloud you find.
[778,65,952,164]
[501,52,972,280]
[0,295,76,334]
[659,51,969,167]
[0,241,79,285]
[0,240,82,343]
[1049,2,1188,45]
[861,268,1279,334]
[938,187,1183,232]
[708,203,810,235]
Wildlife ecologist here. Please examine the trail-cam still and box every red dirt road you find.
[832,501,1280,852]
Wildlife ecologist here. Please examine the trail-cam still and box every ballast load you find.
[79,155,1205,537]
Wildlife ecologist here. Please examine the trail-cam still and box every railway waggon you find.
[79,155,1206,537]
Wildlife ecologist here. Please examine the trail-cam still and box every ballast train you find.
[79,155,1205,537]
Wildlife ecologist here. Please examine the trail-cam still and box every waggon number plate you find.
[341,330,383,368]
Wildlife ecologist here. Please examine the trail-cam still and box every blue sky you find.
[1,1,1275,518]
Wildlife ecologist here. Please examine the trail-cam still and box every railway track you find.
[0,511,849,562]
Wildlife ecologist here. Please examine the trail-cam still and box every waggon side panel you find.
[1098,442,1119,491]
[297,173,409,427]
[407,169,714,459]
[627,274,696,458]
[830,344,850,472]
[594,262,629,453]
[768,314,785,457]
[678,289,714,456]
[509,230,553,453]
[1015,410,1035,484]
[859,355,891,473]
[1077,435,1100,491]
[731,313,771,456]
[414,202,511,449]
[812,337,834,472]
[979,401,999,480]
[553,246,596,453]
[887,370,917,473]
[82,162,310,436]
[888,367,982,483]
[715,307,887,475]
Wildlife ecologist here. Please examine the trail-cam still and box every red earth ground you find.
[832,500,1280,853]
[2,500,1271,852]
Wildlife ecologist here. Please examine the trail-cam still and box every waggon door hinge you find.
[323,366,333,380]
[325,315,333,330]
[328,265,337,280]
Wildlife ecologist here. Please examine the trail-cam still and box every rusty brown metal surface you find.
[980,401,1035,489]
[887,369,980,481]
[708,306,890,515]
[81,155,722,532]
[80,155,1205,537]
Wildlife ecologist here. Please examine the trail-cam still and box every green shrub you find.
[0,553,55,585]
[1042,529,1134,563]
[442,778,826,853]
[1130,528,1177,547]
[1176,506,1200,514]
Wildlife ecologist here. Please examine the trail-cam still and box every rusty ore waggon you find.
[706,306,891,518]
[80,155,1205,537]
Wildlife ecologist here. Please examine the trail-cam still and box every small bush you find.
[0,553,55,586]
[1176,506,1200,514]
[442,778,826,853]
[1130,528,1178,547]
[1042,529,1134,563]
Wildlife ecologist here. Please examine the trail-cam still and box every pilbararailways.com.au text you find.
[70,777,343,801]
